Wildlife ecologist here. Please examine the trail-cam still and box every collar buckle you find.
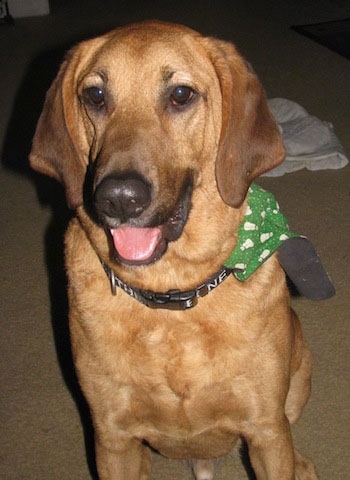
[142,289,198,310]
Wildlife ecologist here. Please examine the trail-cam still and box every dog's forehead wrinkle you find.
[162,69,175,83]
[162,68,196,87]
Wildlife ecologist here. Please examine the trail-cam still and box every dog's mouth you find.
[109,184,192,266]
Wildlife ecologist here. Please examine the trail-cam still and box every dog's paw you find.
[188,458,219,480]
[294,449,318,480]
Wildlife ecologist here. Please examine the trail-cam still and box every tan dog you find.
[30,20,318,480]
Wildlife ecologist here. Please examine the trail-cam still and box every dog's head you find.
[30,21,284,268]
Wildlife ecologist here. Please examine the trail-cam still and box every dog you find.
[30,20,319,480]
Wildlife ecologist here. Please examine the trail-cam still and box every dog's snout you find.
[94,174,151,223]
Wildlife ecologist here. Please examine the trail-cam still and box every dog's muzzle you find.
[93,172,192,266]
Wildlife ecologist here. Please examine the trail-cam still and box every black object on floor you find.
[292,18,350,59]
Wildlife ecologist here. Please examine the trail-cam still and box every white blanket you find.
[263,98,348,177]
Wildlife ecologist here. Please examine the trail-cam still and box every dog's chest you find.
[73,301,255,457]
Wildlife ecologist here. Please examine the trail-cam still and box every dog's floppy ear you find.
[29,47,89,209]
[206,39,285,208]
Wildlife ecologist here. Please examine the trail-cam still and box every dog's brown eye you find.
[170,86,195,107]
[83,86,105,108]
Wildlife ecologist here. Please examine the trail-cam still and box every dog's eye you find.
[83,86,105,108]
[169,86,195,107]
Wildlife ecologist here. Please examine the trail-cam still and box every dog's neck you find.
[100,183,297,310]
[99,183,335,308]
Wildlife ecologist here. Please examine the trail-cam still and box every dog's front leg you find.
[246,419,296,480]
[95,436,152,480]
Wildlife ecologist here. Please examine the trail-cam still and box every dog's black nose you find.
[94,174,151,223]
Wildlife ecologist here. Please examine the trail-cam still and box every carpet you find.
[292,18,350,59]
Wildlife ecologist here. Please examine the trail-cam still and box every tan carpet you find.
[1,1,349,478]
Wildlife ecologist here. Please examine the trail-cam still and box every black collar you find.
[101,262,234,310]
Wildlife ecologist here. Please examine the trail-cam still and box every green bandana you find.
[224,183,298,280]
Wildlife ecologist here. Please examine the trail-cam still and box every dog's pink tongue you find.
[111,226,162,262]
